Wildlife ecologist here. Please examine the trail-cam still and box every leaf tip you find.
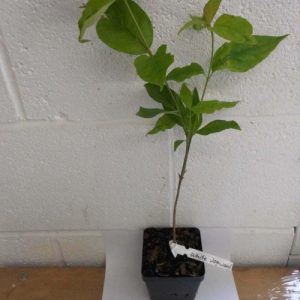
[235,122,242,131]
[78,37,90,43]
[136,108,141,117]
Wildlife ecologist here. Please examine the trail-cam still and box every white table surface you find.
[102,228,239,300]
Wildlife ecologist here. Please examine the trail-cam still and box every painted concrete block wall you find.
[0,0,299,266]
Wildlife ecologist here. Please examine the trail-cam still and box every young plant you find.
[78,0,286,243]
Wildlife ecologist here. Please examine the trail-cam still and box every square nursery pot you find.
[142,228,205,300]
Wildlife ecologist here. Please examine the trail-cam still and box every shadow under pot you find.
[142,227,205,300]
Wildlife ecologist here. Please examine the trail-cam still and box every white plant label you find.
[169,241,233,270]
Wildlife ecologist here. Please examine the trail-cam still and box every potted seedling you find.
[77,0,286,299]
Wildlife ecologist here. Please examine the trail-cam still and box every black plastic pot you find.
[142,228,205,300]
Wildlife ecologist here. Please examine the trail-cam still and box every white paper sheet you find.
[102,229,239,300]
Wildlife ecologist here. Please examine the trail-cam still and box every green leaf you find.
[96,0,153,55]
[144,84,177,111]
[193,100,239,114]
[212,35,288,72]
[213,14,254,43]
[203,0,222,24]
[78,0,116,43]
[180,84,193,108]
[147,115,176,135]
[192,88,200,106]
[168,114,183,127]
[198,120,241,136]
[191,113,203,133]
[174,140,185,152]
[167,63,205,82]
[179,16,207,34]
[136,107,164,118]
[134,45,174,87]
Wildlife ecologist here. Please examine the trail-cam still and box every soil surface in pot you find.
[142,228,205,278]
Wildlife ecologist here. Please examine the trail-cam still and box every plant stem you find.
[125,4,216,242]
[172,135,192,242]
[172,31,215,243]
[200,31,215,102]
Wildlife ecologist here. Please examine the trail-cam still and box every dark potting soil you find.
[142,228,205,278]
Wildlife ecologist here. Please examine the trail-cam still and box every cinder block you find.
[0,0,299,121]
[231,228,294,266]
[175,119,300,228]
[0,234,59,266]
[0,123,170,231]
[291,226,300,255]
[0,0,158,121]
[54,232,105,266]
[288,255,300,267]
